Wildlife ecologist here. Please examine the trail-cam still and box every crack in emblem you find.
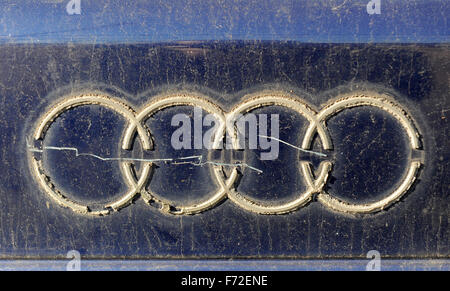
[28,91,423,216]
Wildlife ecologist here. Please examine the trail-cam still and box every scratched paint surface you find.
[0,43,448,259]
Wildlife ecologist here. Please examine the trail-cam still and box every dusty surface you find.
[0,42,448,259]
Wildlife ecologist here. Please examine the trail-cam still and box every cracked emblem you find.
[28,90,423,216]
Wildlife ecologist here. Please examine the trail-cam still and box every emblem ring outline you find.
[304,93,422,214]
[122,94,229,215]
[30,94,153,216]
[222,93,333,214]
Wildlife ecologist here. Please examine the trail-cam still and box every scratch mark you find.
[26,138,263,173]
[331,0,350,11]
[258,135,327,157]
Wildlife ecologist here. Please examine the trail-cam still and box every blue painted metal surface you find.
[0,0,448,43]
[0,259,448,271]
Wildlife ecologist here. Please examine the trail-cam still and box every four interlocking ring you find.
[29,91,422,216]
